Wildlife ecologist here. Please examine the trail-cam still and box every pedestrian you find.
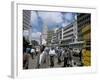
[49,47,56,67]
[30,48,35,59]
[36,47,39,55]
[36,48,41,68]
[62,48,68,67]
[38,45,48,68]
[23,52,30,69]
[57,48,62,64]
[79,49,83,66]
[61,48,64,61]
[68,48,73,67]
[26,47,31,54]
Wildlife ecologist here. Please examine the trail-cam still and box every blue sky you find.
[31,11,76,32]
[25,11,77,43]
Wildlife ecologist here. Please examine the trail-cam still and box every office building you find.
[77,13,91,48]
[23,10,32,44]
[41,24,48,45]
[47,30,54,46]
[60,21,78,46]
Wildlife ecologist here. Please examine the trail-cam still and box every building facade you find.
[23,10,32,44]
[56,27,63,44]
[41,24,48,45]
[77,13,91,48]
[52,28,58,44]
[47,30,54,46]
[77,13,91,66]
[61,21,78,47]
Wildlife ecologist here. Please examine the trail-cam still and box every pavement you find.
[28,54,82,69]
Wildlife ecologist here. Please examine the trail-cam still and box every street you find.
[28,54,82,69]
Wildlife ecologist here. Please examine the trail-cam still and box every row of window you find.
[23,18,31,26]
[63,24,73,31]
[78,22,90,33]
[78,19,90,28]
[23,10,31,17]
[63,29,73,35]
[61,39,72,44]
[23,21,30,26]
[77,14,91,28]
[63,34,73,38]
[77,14,90,22]
[23,15,31,23]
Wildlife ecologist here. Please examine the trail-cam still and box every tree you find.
[31,40,39,46]
[23,37,30,52]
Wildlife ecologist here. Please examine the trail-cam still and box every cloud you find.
[31,32,41,43]
[64,13,75,22]
[31,11,76,32]
[23,30,29,36]
[62,22,70,27]
[31,11,43,32]
[31,11,38,25]
[23,29,41,44]
[38,12,63,25]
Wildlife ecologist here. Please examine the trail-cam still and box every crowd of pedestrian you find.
[23,45,83,69]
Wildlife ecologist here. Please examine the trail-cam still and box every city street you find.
[28,54,82,69]
[23,10,91,69]
[28,54,63,69]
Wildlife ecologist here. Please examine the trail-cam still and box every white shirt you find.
[49,49,56,55]
[36,48,39,52]
[31,49,35,53]
[39,51,45,65]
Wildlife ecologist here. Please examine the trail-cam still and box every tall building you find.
[23,10,31,30]
[61,21,78,46]
[73,21,78,42]
[23,10,32,44]
[41,24,48,45]
[63,22,74,44]
[47,30,54,46]
[77,13,91,48]
[56,27,63,44]
[52,28,58,44]
[77,13,91,66]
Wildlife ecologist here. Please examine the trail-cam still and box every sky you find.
[24,10,77,43]
[31,11,76,32]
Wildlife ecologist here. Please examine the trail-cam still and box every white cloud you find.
[23,29,41,44]
[31,11,76,30]
[64,13,75,21]
[31,11,38,25]
[38,12,63,25]
[31,32,41,43]
[23,30,29,36]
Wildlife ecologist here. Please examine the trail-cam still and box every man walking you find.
[49,47,56,67]
[30,48,35,59]
[62,48,68,67]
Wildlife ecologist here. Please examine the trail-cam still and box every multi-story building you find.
[47,30,54,46]
[51,28,59,46]
[23,10,32,43]
[77,13,91,66]
[52,32,57,43]
[23,10,31,30]
[60,21,78,47]
[63,22,74,44]
[77,13,91,48]
[41,25,48,45]
[56,27,63,45]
